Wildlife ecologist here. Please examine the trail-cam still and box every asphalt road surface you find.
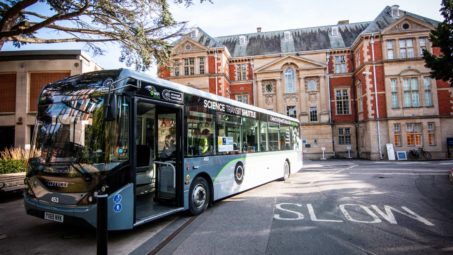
[157,160,453,255]
[1,160,453,255]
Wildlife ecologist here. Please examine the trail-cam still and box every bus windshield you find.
[29,71,129,180]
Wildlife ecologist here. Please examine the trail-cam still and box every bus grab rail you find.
[154,161,176,189]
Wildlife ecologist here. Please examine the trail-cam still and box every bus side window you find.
[186,110,214,157]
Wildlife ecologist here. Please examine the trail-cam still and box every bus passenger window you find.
[186,110,214,157]
[268,123,279,151]
[242,117,258,153]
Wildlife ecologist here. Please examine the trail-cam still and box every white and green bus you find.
[24,69,302,230]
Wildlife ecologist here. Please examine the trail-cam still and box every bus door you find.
[135,100,183,223]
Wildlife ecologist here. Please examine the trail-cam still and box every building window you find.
[386,40,395,60]
[239,36,247,46]
[334,55,346,73]
[173,59,180,76]
[423,77,433,107]
[335,89,350,115]
[390,78,399,108]
[309,107,317,122]
[339,128,351,145]
[284,31,292,41]
[307,79,317,91]
[357,81,363,112]
[399,39,414,59]
[419,37,428,57]
[393,123,402,146]
[284,67,296,93]
[236,64,247,81]
[287,106,296,118]
[235,94,248,104]
[331,26,339,37]
[199,57,205,75]
[406,123,422,146]
[184,58,195,75]
[427,122,436,146]
[403,78,419,107]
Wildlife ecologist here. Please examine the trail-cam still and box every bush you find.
[0,147,39,174]
[0,160,26,174]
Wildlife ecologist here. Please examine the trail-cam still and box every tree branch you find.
[0,0,90,38]
[0,0,38,30]
[9,35,116,43]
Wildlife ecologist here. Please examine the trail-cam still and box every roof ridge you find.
[214,21,372,40]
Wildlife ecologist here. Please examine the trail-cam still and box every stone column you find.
[276,78,282,114]
[256,80,262,108]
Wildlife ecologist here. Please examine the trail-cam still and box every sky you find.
[2,0,444,76]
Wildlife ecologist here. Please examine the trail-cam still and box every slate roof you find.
[177,6,439,58]
[360,6,439,35]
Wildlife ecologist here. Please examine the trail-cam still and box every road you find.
[157,160,453,255]
[1,160,452,254]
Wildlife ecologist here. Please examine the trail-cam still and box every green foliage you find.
[0,160,26,174]
[423,0,453,86]
[0,0,211,71]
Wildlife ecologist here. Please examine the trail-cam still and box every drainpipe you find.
[370,34,383,159]
[326,51,335,158]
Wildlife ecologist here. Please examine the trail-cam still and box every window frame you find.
[334,55,347,73]
[284,67,296,93]
[335,88,350,115]
[338,127,351,145]
[309,106,317,122]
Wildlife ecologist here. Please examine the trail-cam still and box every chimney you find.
[257,27,262,33]
[337,20,349,25]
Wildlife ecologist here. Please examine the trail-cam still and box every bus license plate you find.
[44,212,64,223]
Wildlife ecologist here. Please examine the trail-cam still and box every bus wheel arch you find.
[189,173,212,215]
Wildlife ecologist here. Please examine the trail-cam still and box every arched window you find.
[284,67,295,93]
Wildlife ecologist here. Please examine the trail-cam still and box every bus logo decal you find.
[162,89,183,103]
[234,162,244,185]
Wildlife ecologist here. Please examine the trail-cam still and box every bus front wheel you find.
[189,177,210,215]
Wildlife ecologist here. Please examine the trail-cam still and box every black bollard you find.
[95,189,108,255]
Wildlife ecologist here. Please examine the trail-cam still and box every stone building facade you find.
[159,5,453,160]
[0,50,102,150]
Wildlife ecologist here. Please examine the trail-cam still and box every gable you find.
[173,38,208,55]
[255,56,325,73]
[382,16,435,35]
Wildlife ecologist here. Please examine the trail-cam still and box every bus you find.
[24,69,302,230]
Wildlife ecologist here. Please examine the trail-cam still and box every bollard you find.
[95,189,108,255]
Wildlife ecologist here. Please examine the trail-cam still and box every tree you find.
[0,0,209,70]
[423,0,453,86]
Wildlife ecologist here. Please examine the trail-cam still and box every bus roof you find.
[118,68,299,124]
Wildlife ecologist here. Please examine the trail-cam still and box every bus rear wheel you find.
[189,177,210,215]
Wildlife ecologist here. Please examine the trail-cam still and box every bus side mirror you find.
[104,94,117,121]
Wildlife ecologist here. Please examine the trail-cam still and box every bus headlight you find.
[78,193,95,205]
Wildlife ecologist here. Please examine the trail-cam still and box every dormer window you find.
[239,36,247,46]
[284,31,292,41]
[331,26,339,37]
[391,5,400,18]
[190,29,198,38]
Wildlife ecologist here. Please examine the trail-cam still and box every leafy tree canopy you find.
[0,0,210,70]
[423,0,453,86]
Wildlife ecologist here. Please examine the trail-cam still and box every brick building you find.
[160,5,453,160]
[0,50,102,150]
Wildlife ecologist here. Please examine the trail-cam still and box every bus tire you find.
[283,160,291,181]
[189,177,210,215]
